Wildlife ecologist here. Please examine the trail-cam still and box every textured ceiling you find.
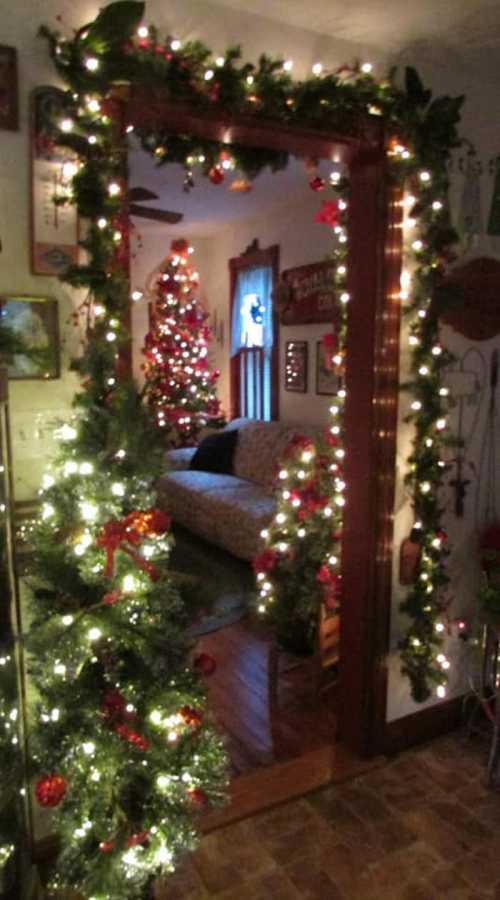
[208,0,500,50]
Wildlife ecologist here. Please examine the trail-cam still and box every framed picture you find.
[0,46,18,131]
[0,296,60,380]
[316,340,341,396]
[284,340,308,392]
[278,261,337,325]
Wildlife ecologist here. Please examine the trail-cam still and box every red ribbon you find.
[96,509,169,579]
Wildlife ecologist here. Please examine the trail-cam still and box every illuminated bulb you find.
[106,331,117,342]
[283,59,294,71]
[156,845,173,865]
[335,496,346,507]
[408,335,419,346]
[137,25,149,37]
[60,118,74,132]
[323,507,333,518]
[437,685,446,698]
[85,56,99,71]
[42,503,55,520]
[97,217,107,229]
[215,56,225,66]
[260,529,269,540]
[59,424,77,441]
[420,482,431,493]
[412,240,424,252]
[54,662,66,676]
[80,501,98,522]
[87,99,100,113]
[82,741,96,755]
[108,182,121,197]
[329,555,338,566]
[170,39,182,51]
[276,513,286,524]
[113,231,122,242]
[87,628,101,642]
[42,473,55,489]
[337,265,346,275]
[131,290,143,302]
[419,365,429,376]
[122,574,138,593]
[204,68,214,81]
[88,134,97,144]
[340,292,350,304]
[278,469,288,479]
[51,708,60,722]
[302,450,313,463]
[116,449,126,459]
[246,75,254,85]
[435,622,445,633]
[107,377,116,386]
[419,171,431,183]
[298,528,306,538]
[361,62,372,73]
[111,482,125,497]
[90,770,101,782]
[432,345,442,356]
[150,710,162,726]
[439,387,449,397]
[126,124,134,133]
[312,62,323,75]
[62,615,73,626]
[411,401,422,411]
[436,418,447,431]
[80,462,93,475]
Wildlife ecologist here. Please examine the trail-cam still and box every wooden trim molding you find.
[382,696,464,756]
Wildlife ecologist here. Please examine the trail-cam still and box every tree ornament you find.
[314,200,340,227]
[35,774,67,808]
[208,166,224,185]
[179,705,203,728]
[187,787,208,807]
[193,653,217,676]
[309,176,325,192]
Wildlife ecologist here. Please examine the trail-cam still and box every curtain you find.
[230,265,273,356]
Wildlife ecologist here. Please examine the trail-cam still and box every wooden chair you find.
[268,606,340,708]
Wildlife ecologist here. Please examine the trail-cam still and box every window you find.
[229,245,279,421]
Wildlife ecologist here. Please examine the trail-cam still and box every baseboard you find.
[381,695,464,755]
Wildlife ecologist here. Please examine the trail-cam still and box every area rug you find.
[170,526,256,636]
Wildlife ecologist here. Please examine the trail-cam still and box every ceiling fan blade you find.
[128,186,159,203]
[130,204,184,224]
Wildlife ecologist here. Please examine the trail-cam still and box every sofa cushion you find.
[190,428,239,474]
[233,420,301,491]
[165,447,196,470]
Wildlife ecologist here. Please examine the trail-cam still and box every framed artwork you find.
[31,86,79,275]
[277,261,337,325]
[0,296,60,380]
[0,46,18,131]
[284,340,308,392]
[316,340,341,395]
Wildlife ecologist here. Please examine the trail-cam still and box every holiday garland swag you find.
[1,0,466,894]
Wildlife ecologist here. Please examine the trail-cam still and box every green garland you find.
[38,4,463,710]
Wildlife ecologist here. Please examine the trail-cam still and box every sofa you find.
[157,417,320,561]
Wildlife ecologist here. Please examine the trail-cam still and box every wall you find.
[3,0,500,723]
[131,190,334,427]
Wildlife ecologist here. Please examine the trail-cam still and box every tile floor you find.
[157,731,500,899]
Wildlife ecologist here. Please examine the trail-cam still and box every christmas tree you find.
[142,240,223,447]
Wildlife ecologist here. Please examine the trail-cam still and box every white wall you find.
[4,0,500,721]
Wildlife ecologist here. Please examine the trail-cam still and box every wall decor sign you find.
[0,46,18,131]
[0,296,60,380]
[278,261,337,325]
[31,86,79,276]
[316,340,341,396]
[284,340,307,392]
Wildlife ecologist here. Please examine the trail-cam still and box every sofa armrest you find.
[165,447,197,470]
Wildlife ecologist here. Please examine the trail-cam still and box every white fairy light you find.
[111,482,125,497]
[361,62,372,73]
[312,62,323,76]
[60,118,74,132]
[87,628,102,642]
[170,39,182,51]
[85,56,99,71]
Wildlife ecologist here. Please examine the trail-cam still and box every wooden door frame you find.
[228,243,280,421]
[122,91,404,758]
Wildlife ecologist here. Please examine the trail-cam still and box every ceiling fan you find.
[128,186,183,224]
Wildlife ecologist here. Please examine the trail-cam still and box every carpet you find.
[170,526,256,636]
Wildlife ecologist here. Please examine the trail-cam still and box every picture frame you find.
[284,340,308,392]
[316,340,341,396]
[0,46,18,131]
[0,296,60,380]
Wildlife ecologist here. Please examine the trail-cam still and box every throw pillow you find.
[189,429,239,474]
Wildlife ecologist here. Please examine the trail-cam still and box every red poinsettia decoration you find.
[314,200,340,228]
[253,548,278,574]
[35,774,67,808]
